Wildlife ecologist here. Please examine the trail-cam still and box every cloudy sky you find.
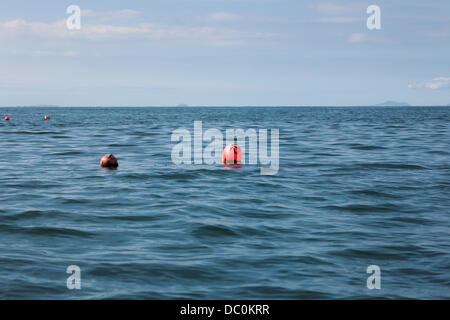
[0,0,449,106]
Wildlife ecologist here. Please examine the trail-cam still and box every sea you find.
[0,106,448,299]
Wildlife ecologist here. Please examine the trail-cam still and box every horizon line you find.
[1,105,449,108]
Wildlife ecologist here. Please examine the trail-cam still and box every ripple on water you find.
[0,106,449,299]
[0,224,96,238]
[191,224,239,239]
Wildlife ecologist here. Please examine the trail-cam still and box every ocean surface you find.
[0,106,449,299]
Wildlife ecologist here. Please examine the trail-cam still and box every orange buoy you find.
[44,115,50,120]
[4,116,10,121]
[100,154,119,168]
[222,144,243,165]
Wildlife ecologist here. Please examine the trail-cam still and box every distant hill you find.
[374,101,411,107]
[177,104,189,107]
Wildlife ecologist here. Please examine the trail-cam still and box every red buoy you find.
[4,116,10,121]
[44,115,50,120]
[222,144,243,165]
[100,154,119,168]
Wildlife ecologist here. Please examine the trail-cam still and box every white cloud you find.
[423,30,450,38]
[311,2,363,15]
[2,48,79,57]
[251,16,361,24]
[297,2,363,25]
[63,50,79,57]
[31,50,53,56]
[0,18,272,45]
[348,33,367,43]
[408,77,450,90]
[208,12,241,22]
[208,40,246,47]
[81,9,141,22]
[315,17,361,23]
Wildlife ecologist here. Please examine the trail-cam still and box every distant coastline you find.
[2,104,449,108]
[373,101,411,107]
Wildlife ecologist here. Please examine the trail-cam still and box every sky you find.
[0,0,449,106]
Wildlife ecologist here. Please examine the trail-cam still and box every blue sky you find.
[0,0,449,106]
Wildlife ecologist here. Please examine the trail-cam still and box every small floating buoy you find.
[44,115,50,120]
[4,116,10,121]
[222,144,243,165]
[100,154,118,168]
